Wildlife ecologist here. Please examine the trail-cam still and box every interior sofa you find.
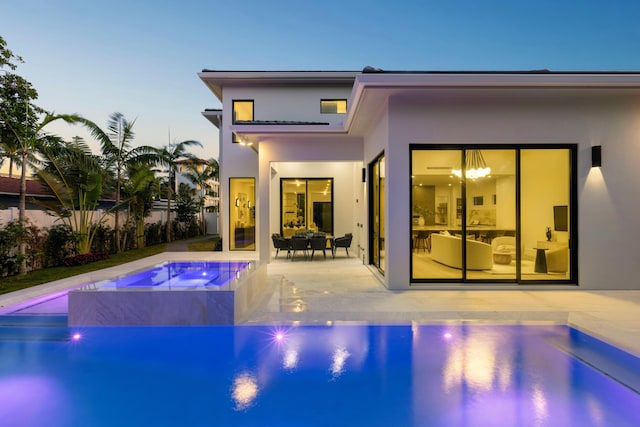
[544,241,569,273]
[430,233,493,270]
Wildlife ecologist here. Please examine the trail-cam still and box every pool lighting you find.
[443,332,453,340]
[71,333,82,341]
[270,328,288,344]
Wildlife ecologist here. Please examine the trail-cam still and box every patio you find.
[1,251,639,357]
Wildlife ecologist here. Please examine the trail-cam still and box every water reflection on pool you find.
[1,324,639,426]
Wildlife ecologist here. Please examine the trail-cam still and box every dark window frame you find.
[408,144,578,285]
[279,178,334,236]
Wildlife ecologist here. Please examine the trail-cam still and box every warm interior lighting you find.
[451,149,491,179]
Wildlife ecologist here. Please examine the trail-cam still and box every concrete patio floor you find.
[1,251,639,358]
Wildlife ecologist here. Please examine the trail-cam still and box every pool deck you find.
[1,251,639,357]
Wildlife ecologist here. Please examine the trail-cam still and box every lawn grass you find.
[0,244,167,295]
[187,235,222,251]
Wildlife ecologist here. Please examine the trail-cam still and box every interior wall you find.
[270,162,360,239]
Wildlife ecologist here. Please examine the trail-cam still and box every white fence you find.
[1,208,220,234]
[0,208,169,229]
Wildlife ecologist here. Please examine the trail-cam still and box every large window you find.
[230,177,255,250]
[281,178,333,237]
[410,146,575,284]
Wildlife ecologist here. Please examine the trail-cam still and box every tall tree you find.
[156,139,202,242]
[35,137,108,255]
[183,158,219,234]
[0,36,23,70]
[121,162,156,249]
[0,36,28,176]
[85,112,160,252]
[0,70,39,179]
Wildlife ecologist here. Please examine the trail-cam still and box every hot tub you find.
[68,260,268,326]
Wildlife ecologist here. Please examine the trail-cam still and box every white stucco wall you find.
[258,136,363,261]
[218,85,354,252]
[381,91,640,290]
[208,73,640,290]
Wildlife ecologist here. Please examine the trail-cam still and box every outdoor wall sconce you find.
[591,145,602,168]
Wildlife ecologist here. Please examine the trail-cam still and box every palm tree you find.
[156,139,202,242]
[183,158,219,234]
[7,111,92,273]
[85,112,160,252]
[35,137,108,255]
[121,162,156,249]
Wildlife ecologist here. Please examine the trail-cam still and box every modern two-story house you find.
[199,67,640,290]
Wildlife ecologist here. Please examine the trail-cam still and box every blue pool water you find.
[96,261,252,289]
[0,323,639,427]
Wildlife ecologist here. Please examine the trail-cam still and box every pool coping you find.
[1,252,639,358]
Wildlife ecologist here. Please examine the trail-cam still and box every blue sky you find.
[3,0,639,160]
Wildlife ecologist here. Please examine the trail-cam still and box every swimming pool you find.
[0,323,638,426]
[67,260,268,326]
[94,261,253,289]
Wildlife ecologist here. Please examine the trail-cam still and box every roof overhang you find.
[344,71,640,133]
[201,69,640,143]
[198,70,359,101]
[202,109,222,128]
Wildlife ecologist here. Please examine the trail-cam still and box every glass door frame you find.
[279,178,334,237]
[369,152,385,274]
[409,144,578,285]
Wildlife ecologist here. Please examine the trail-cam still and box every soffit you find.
[198,71,358,101]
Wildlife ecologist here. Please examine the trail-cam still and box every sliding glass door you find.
[410,145,575,284]
[281,178,333,237]
[520,149,572,280]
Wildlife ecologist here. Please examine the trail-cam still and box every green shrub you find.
[0,221,27,277]
[44,224,76,267]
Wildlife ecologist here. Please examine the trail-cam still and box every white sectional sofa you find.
[430,233,493,270]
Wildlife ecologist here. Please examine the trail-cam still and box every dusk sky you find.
[3,0,640,161]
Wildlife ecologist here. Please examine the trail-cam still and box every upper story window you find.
[320,99,347,114]
[233,100,254,123]
[232,100,253,143]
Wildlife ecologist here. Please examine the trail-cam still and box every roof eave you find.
[230,123,346,135]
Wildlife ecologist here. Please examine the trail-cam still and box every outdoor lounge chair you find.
[332,233,353,258]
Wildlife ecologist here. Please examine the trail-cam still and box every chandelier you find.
[451,150,491,180]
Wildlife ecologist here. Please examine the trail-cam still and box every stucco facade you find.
[199,69,640,290]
